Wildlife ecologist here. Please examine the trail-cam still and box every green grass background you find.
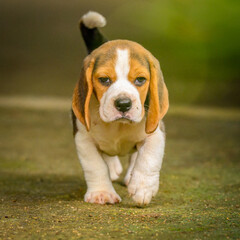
[0,0,240,239]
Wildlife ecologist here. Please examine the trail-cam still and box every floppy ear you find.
[72,56,95,131]
[145,58,169,134]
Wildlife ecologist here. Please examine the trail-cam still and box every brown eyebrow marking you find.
[93,46,117,72]
[130,51,148,68]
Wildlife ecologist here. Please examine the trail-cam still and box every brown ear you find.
[72,56,94,131]
[145,58,169,134]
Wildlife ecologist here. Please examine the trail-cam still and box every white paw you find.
[84,190,121,204]
[128,170,159,205]
[105,156,123,181]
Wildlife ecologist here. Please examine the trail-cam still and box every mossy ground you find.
[0,105,239,239]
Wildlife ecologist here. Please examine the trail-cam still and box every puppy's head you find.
[72,40,169,134]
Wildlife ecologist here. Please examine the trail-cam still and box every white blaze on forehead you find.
[115,49,130,80]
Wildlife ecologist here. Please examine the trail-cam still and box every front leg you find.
[128,127,165,205]
[124,151,137,186]
[75,125,121,204]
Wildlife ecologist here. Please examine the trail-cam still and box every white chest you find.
[89,117,147,156]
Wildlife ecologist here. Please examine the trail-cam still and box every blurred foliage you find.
[110,0,240,106]
[0,0,239,106]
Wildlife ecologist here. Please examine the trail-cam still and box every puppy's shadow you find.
[0,171,86,203]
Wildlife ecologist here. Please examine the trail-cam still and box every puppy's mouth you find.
[114,114,134,123]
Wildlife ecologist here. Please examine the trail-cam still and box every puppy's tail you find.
[79,11,108,54]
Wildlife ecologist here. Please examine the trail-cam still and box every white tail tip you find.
[81,11,106,29]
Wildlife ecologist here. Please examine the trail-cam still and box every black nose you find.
[114,98,132,113]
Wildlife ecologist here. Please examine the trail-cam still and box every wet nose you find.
[114,98,132,113]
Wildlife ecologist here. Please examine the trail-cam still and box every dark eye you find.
[134,77,146,86]
[98,77,112,86]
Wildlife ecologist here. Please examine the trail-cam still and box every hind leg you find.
[102,154,123,181]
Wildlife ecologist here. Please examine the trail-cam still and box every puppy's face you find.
[72,40,169,134]
[93,48,150,123]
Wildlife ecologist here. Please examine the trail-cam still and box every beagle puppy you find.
[72,11,169,205]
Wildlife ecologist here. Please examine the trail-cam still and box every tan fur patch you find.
[93,65,117,101]
[128,58,150,117]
